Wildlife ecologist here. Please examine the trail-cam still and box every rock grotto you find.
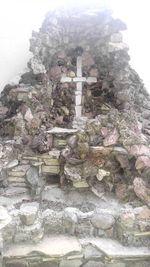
[0,5,150,267]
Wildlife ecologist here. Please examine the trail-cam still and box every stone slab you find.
[73,77,86,82]
[4,236,82,259]
[46,127,78,134]
[41,165,60,175]
[61,77,72,83]
[75,106,82,117]
[86,77,97,83]
[80,238,150,260]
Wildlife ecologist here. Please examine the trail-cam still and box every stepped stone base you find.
[2,236,150,267]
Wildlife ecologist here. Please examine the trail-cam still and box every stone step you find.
[3,235,150,262]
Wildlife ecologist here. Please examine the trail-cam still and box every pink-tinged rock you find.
[82,52,95,68]
[100,127,109,137]
[115,183,128,200]
[89,68,98,77]
[24,108,33,122]
[57,51,66,59]
[134,206,150,220]
[135,156,150,170]
[127,145,150,157]
[115,154,130,169]
[0,106,8,117]
[133,177,150,206]
[120,209,135,228]
[103,128,119,146]
[48,66,62,79]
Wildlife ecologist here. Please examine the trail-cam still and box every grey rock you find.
[67,135,79,149]
[106,263,126,267]
[83,244,103,260]
[59,259,82,267]
[19,202,39,226]
[42,186,65,203]
[26,167,39,187]
[0,206,11,230]
[14,219,43,243]
[5,260,28,267]
[5,159,19,169]
[29,57,46,74]
[130,261,150,267]
[47,127,78,135]
[63,208,78,235]
[64,163,82,181]
[108,42,128,53]
[91,213,115,230]
[83,260,104,267]
[30,261,59,267]
[110,33,123,43]
[3,187,29,197]
[42,209,63,234]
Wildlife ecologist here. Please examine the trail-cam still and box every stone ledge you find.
[3,236,150,261]
[3,236,82,259]
[80,238,150,261]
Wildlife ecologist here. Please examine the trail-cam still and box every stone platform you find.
[2,235,150,267]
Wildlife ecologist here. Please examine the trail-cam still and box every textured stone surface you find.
[91,213,115,230]
[0,206,11,230]
[4,236,82,258]
[19,202,39,226]
[83,261,104,267]
[133,177,150,206]
[5,260,28,267]
[59,259,82,267]
[80,238,150,260]
[106,263,126,267]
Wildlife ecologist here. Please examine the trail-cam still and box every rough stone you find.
[4,236,82,258]
[0,206,11,230]
[127,145,150,157]
[29,57,46,74]
[5,260,28,267]
[96,169,110,181]
[83,244,103,260]
[5,159,19,169]
[19,202,39,226]
[83,261,104,267]
[103,128,119,147]
[110,33,123,43]
[135,156,150,170]
[26,166,40,191]
[106,263,126,267]
[59,259,82,267]
[63,208,78,235]
[91,213,115,230]
[133,177,150,206]
[42,209,63,234]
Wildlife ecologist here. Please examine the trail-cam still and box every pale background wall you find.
[0,0,150,92]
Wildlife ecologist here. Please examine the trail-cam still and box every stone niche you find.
[0,5,150,267]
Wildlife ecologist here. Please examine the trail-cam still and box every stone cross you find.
[61,56,97,118]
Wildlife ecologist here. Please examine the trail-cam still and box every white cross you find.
[61,56,97,118]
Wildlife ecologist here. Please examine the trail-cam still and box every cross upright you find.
[61,56,97,118]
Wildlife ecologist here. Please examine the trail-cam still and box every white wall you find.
[0,0,150,92]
